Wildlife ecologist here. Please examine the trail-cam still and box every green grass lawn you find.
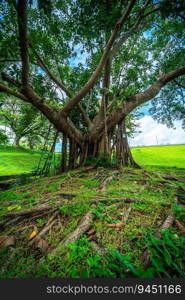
[0,146,42,175]
[0,145,185,278]
[0,144,185,176]
[132,145,185,169]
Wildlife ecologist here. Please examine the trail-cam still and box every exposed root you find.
[174,219,185,234]
[90,241,107,256]
[29,211,58,246]
[5,205,55,217]
[141,212,175,269]
[51,208,94,254]
[91,197,137,204]
[97,176,113,192]
[160,212,175,231]
[4,201,64,218]
[123,206,132,223]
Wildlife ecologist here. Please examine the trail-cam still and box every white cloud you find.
[129,116,185,147]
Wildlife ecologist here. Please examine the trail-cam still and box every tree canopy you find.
[0,0,185,166]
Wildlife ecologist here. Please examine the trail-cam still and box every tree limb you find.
[61,0,137,114]
[17,0,29,86]
[174,79,185,89]
[89,66,185,139]
[109,66,185,124]
[0,59,21,63]
[29,45,92,128]
[0,83,28,101]
[112,5,160,57]
[1,72,21,88]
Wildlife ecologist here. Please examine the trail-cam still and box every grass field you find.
[0,144,185,278]
[0,146,42,175]
[0,144,185,175]
[132,145,185,168]
[0,162,185,278]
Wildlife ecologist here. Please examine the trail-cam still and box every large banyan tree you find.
[0,0,185,170]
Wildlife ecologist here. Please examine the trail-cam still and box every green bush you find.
[0,130,9,145]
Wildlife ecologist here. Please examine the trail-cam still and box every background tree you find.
[0,128,9,144]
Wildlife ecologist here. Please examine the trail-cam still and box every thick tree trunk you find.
[116,119,140,168]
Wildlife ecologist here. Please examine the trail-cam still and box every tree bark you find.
[116,119,140,168]
[60,133,67,172]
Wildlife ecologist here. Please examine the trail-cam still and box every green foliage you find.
[0,247,41,278]
[0,129,9,145]
[92,202,106,219]
[159,0,185,20]
[84,154,116,168]
[173,204,185,223]
[59,202,89,217]
[42,230,185,278]
[145,230,185,278]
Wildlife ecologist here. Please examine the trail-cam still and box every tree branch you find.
[174,79,185,89]
[29,44,92,128]
[0,83,28,101]
[61,0,137,115]
[29,44,71,97]
[1,72,21,88]
[112,5,160,57]
[116,66,185,121]
[89,66,185,139]
[0,59,21,63]
[17,0,29,86]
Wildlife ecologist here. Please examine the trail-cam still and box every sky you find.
[128,115,185,147]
